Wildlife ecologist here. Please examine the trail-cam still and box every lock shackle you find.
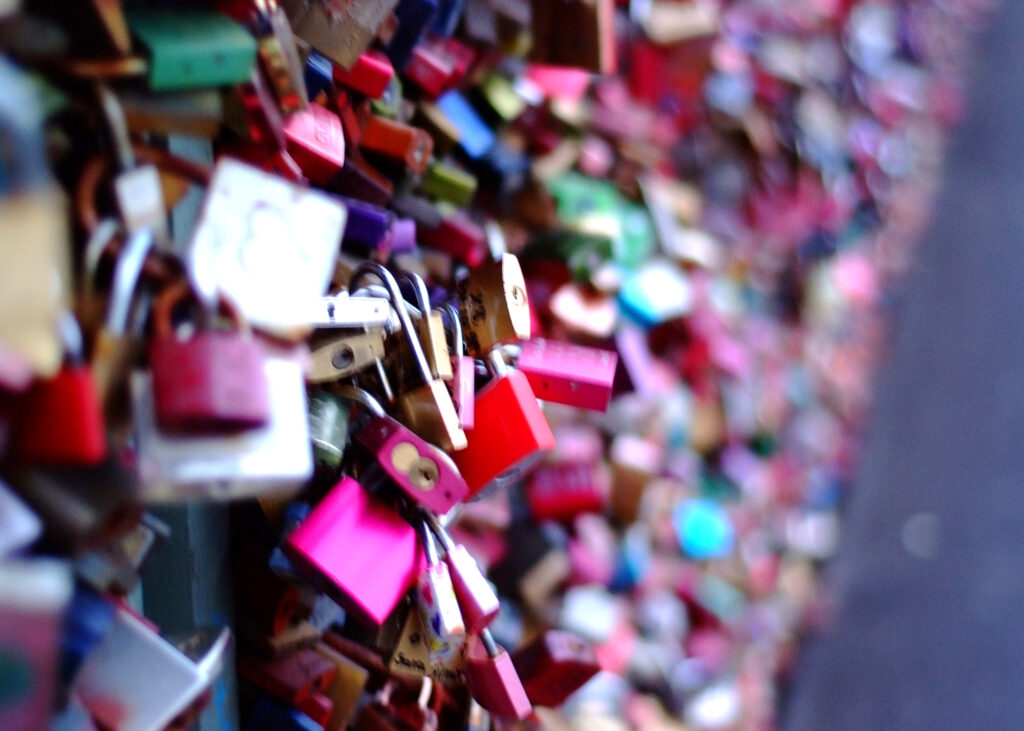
[75,144,211,235]
[349,262,433,385]
[479,629,500,659]
[397,273,432,318]
[486,348,509,378]
[441,304,464,359]
[95,83,134,171]
[58,311,86,365]
[418,521,440,566]
[151,281,248,340]
[333,384,387,418]
[106,228,154,335]
[421,510,456,554]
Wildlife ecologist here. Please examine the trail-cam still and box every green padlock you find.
[478,73,527,123]
[419,162,478,207]
[126,8,258,91]
[307,388,351,472]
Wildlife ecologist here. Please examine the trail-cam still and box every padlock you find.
[396,272,453,382]
[360,116,434,174]
[419,213,489,268]
[336,386,468,515]
[419,161,477,207]
[280,0,398,70]
[307,389,350,471]
[125,5,258,90]
[308,330,388,382]
[131,346,312,502]
[511,630,601,707]
[0,479,41,558]
[95,84,169,241]
[148,281,270,435]
[75,512,170,595]
[353,677,437,731]
[526,461,608,523]
[223,68,288,148]
[0,559,72,731]
[187,157,347,338]
[385,604,464,685]
[441,304,475,430]
[515,337,619,412]
[239,647,338,705]
[451,350,555,497]
[332,49,395,98]
[12,312,106,464]
[283,476,424,627]
[256,6,310,115]
[436,89,496,159]
[338,196,394,251]
[283,103,346,185]
[349,262,467,453]
[463,629,532,720]
[314,642,370,731]
[11,457,140,555]
[73,607,231,731]
[456,253,531,356]
[423,511,499,634]
[413,521,466,663]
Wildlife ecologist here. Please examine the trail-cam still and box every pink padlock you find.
[283,476,424,627]
[464,629,532,721]
[516,338,618,412]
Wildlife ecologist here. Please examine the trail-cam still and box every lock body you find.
[510,630,600,707]
[415,561,465,662]
[464,634,532,720]
[452,369,555,497]
[283,104,346,185]
[355,413,469,514]
[150,330,269,434]
[13,365,106,463]
[284,476,425,627]
[527,462,606,522]
[516,338,618,412]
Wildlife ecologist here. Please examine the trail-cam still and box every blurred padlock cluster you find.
[0,0,997,729]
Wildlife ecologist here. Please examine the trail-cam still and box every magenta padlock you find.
[414,521,466,663]
[515,338,618,412]
[148,281,269,435]
[335,386,469,515]
[463,629,532,721]
[424,511,499,634]
[283,475,425,627]
[442,304,475,431]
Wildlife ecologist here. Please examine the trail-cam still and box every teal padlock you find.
[126,8,257,91]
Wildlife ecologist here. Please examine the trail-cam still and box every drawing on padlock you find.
[423,511,500,635]
[334,385,468,514]
[147,281,270,435]
[456,252,530,357]
[463,628,532,721]
[414,521,466,663]
[348,262,467,452]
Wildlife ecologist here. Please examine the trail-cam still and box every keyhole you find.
[331,344,354,369]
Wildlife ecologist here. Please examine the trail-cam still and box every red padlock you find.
[452,351,555,498]
[516,338,618,412]
[238,647,338,705]
[359,116,434,174]
[526,461,607,523]
[12,313,106,464]
[463,629,531,721]
[510,630,601,707]
[283,103,346,185]
[148,282,270,435]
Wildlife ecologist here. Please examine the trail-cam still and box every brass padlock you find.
[456,253,531,357]
[308,330,387,383]
[349,263,466,453]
